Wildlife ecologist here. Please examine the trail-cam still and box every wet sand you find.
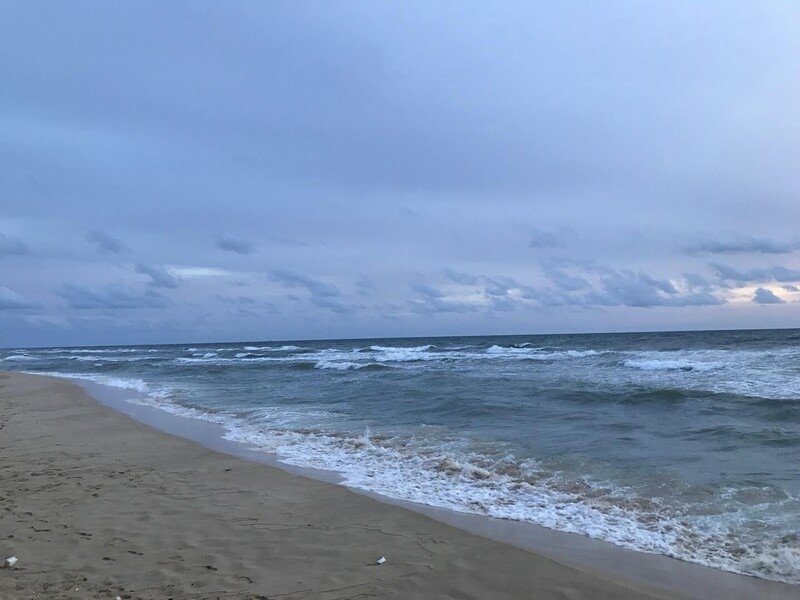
[0,372,790,599]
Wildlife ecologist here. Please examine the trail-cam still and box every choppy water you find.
[4,329,800,582]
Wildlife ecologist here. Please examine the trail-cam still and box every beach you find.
[0,371,693,600]
[3,2,798,596]
[4,334,800,586]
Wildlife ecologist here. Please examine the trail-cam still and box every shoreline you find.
[1,372,795,599]
[73,376,799,599]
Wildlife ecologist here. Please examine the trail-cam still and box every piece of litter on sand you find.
[3,556,17,568]
[116,596,122,600]
[376,556,386,565]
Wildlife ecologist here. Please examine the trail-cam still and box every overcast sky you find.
[2,1,800,347]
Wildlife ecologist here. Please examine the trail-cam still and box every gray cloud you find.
[0,286,36,309]
[411,281,444,299]
[682,273,712,288]
[587,270,723,308]
[214,294,256,304]
[1,2,799,344]
[489,295,520,311]
[436,265,724,311]
[58,284,168,309]
[443,268,480,286]
[270,269,340,298]
[445,271,575,309]
[542,267,589,292]
[686,236,798,255]
[409,281,478,314]
[216,236,255,255]
[84,231,129,255]
[528,230,560,249]
[753,287,785,304]
[0,233,28,257]
[354,274,375,296]
[310,296,360,314]
[711,263,800,284]
[135,264,180,288]
[229,307,262,319]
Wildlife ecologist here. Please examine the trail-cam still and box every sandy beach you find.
[0,371,693,600]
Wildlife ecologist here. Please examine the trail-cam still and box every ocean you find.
[4,329,799,583]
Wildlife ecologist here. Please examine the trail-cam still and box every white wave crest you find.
[314,360,369,370]
[624,359,720,372]
[486,345,600,360]
[22,371,164,397]
[369,345,433,352]
[243,345,302,351]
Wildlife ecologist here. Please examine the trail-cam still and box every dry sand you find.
[0,372,737,598]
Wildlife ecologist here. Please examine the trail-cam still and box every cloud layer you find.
[1,2,799,346]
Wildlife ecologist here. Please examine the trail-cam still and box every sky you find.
[2,1,800,347]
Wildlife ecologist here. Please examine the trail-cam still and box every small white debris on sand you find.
[376,556,386,565]
[2,556,17,568]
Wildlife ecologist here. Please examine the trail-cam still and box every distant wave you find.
[173,356,286,366]
[314,360,390,371]
[486,345,600,359]
[37,348,148,354]
[315,360,364,371]
[64,355,153,363]
[243,345,303,352]
[369,344,434,352]
[624,359,721,372]
[151,344,610,369]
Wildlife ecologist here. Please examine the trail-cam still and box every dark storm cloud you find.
[58,284,168,309]
[135,264,180,288]
[269,270,340,298]
[216,236,255,255]
[686,236,798,256]
[753,287,785,304]
[84,231,129,255]
[0,233,28,257]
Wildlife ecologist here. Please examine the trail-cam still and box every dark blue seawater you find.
[4,329,800,582]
